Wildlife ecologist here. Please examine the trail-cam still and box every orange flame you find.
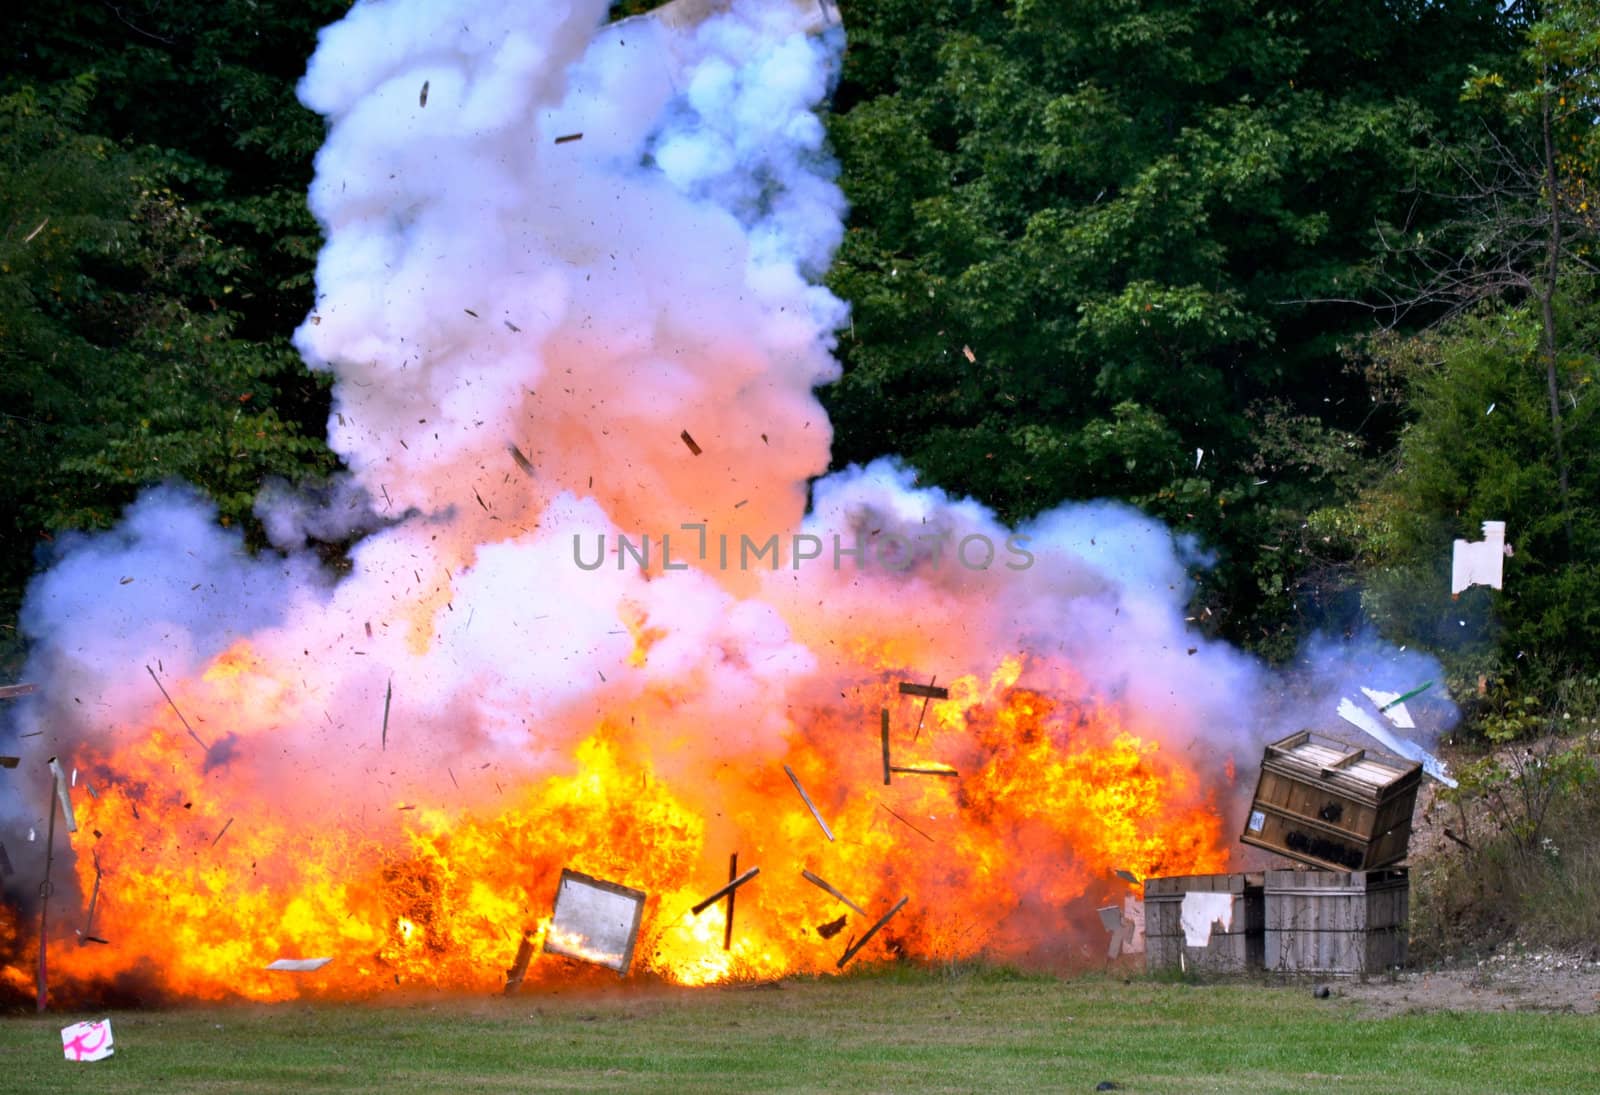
[6,641,1229,1002]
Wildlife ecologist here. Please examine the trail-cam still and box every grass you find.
[1,966,1595,1093]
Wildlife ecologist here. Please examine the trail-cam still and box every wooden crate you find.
[1144,873,1264,974]
[1264,868,1409,975]
[1240,731,1422,871]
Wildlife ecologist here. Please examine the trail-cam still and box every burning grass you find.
[0,968,1593,1093]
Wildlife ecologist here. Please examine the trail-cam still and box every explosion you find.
[2,0,1253,1003]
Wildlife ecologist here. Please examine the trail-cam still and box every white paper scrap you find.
[1337,698,1458,788]
[61,1019,114,1062]
[1359,686,1416,730]
[266,957,333,972]
[1179,891,1234,948]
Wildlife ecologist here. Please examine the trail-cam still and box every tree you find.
[0,76,335,668]
[822,0,1518,652]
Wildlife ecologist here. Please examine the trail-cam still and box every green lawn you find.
[0,968,1593,1093]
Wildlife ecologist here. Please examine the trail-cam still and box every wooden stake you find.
[503,930,535,995]
[211,817,235,848]
[889,765,958,778]
[783,765,835,841]
[800,869,866,916]
[880,709,891,786]
[897,682,948,700]
[723,853,738,951]
[836,896,909,969]
[37,765,58,1012]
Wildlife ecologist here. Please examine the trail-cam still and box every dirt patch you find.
[1322,951,1600,1016]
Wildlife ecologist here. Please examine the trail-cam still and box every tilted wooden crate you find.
[1240,731,1422,871]
[1144,873,1264,974]
[1264,868,1409,975]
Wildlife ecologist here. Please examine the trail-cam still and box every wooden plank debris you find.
[1114,868,1142,886]
[801,869,866,915]
[211,817,234,848]
[836,896,909,968]
[876,801,934,843]
[816,915,847,938]
[679,429,702,455]
[554,132,584,144]
[889,765,958,778]
[0,841,11,877]
[146,665,209,752]
[508,444,536,477]
[381,677,393,751]
[880,709,891,785]
[691,866,760,916]
[908,676,939,742]
[897,682,949,700]
[503,930,535,994]
[0,683,38,700]
[80,854,103,946]
[723,853,738,951]
[783,765,834,841]
[419,80,429,107]
[0,756,18,768]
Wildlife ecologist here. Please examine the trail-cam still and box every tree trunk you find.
[1539,89,1574,548]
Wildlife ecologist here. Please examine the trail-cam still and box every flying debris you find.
[782,765,834,841]
[60,1019,115,1062]
[543,870,646,975]
[266,958,333,972]
[1336,698,1456,787]
[836,897,909,968]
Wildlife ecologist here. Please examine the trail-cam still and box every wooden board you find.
[1263,868,1409,975]
[1144,873,1265,974]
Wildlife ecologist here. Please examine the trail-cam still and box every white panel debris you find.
[1179,891,1234,947]
[47,757,77,833]
[1451,520,1508,594]
[1359,686,1416,730]
[544,869,646,974]
[266,957,333,971]
[1337,698,1457,787]
[61,1019,115,1062]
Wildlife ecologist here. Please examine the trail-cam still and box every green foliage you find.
[824,0,1518,652]
[1313,294,1600,691]
[0,76,335,656]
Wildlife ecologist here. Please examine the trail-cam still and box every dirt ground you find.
[1318,950,1600,1016]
